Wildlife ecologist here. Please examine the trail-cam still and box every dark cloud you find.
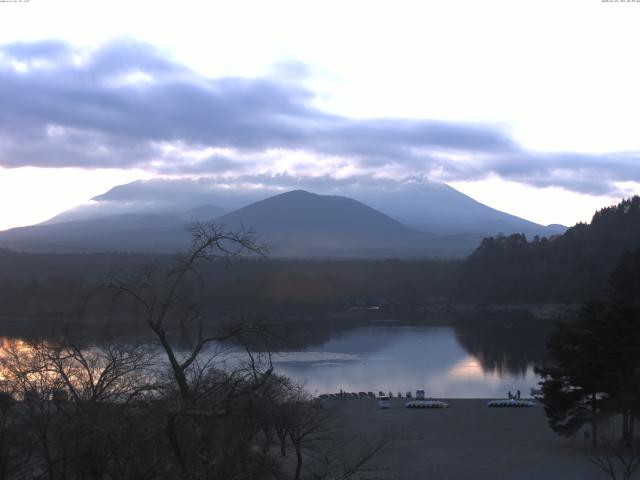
[1,39,72,62]
[0,39,638,195]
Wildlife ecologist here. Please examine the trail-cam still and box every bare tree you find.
[108,222,267,408]
[307,435,389,480]
[0,337,164,480]
[287,394,336,480]
[0,223,386,480]
[42,341,159,405]
[277,391,388,480]
[106,223,282,479]
[0,390,22,480]
[585,422,640,480]
[0,339,71,480]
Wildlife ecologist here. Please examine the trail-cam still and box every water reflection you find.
[452,310,552,376]
[272,326,541,398]
[1,308,554,398]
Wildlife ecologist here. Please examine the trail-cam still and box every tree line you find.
[459,196,640,303]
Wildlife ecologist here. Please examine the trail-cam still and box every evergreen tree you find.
[536,302,613,445]
[537,246,640,445]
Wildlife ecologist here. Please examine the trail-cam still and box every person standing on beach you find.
[508,390,512,399]
[516,390,521,400]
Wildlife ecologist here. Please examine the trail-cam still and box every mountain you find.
[0,190,482,257]
[0,213,188,253]
[217,190,415,237]
[42,202,228,226]
[41,178,565,237]
[6,204,230,253]
[353,182,566,237]
[214,190,423,257]
[177,204,228,222]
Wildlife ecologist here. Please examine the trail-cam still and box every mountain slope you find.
[353,182,565,236]
[0,213,189,253]
[177,204,228,222]
[0,190,482,257]
[43,178,565,237]
[214,190,429,257]
[217,190,416,236]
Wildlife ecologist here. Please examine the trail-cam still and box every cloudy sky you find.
[1,0,639,230]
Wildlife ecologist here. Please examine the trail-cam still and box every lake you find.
[0,308,556,399]
[271,324,544,398]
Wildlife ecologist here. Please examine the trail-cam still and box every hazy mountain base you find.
[0,216,484,258]
[61,179,565,237]
[0,189,553,258]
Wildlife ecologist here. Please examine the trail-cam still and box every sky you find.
[0,0,639,230]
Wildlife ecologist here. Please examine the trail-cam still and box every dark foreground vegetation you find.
[0,337,383,480]
[0,225,383,480]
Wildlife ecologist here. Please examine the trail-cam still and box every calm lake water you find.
[271,324,546,398]
[1,309,554,399]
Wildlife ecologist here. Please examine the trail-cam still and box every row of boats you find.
[318,389,429,401]
[317,390,536,409]
[380,395,536,409]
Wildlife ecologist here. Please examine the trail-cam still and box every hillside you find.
[0,190,481,257]
[214,190,422,256]
[353,182,565,237]
[458,196,640,302]
[45,178,564,237]
[0,213,191,253]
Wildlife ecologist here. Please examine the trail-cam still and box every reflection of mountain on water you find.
[251,308,453,352]
[452,309,553,377]
[257,308,552,378]
[3,307,553,381]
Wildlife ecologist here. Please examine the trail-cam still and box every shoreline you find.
[325,398,604,479]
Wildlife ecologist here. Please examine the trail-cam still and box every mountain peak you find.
[281,189,313,196]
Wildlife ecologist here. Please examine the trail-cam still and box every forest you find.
[0,196,638,330]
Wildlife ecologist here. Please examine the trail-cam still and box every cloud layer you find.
[1,39,638,195]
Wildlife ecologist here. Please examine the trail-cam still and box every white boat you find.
[377,395,391,409]
[405,400,449,409]
[487,399,536,408]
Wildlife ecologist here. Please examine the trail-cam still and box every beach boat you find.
[487,399,536,408]
[405,400,449,409]
[377,395,391,409]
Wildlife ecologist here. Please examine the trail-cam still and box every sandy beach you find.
[326,398,607,479]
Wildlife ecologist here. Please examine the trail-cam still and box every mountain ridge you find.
[0,189,480,257]
[41,179,565,237]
